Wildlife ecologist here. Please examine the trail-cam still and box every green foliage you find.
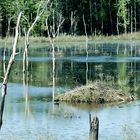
[1,0,140,36]
[117,0,130,30]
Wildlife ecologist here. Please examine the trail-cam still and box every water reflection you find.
[1,42,139,90]
[23,69,30,116]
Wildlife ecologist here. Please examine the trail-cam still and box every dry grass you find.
[1,32,140,45]
[55,81,134,103]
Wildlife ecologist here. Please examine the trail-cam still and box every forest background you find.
[0,0,140,38]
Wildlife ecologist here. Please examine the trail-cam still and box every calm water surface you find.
[0,41,140,140]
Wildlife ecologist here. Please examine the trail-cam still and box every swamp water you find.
[0,41,140,139]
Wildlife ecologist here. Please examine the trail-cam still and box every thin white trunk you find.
[2,48,6,75]
[0,12,22,129]
[46,9,64,102]
[46,19,55,102]
[83,15,88,85]
[70,11,74,35]
[117,16,119,36]
[134,2,137,32]
[130,6,133,34]
[89,0,92,33]
[23,0,49,73]
[101,0,103,34]
[124,18,127,34]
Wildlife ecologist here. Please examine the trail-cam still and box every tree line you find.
[0,0,140,37]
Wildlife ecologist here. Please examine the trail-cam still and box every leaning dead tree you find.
[0,12,22,129]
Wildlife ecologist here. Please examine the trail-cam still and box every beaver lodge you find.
[55,82,135,104]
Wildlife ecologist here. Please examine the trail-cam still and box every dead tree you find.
[3,16,14,76]
[83,14,88,85]
[22,0,49,116]
[0,12,22,129]
[23,0,49,74]
[89,113,99,140]
[2,48,6,76]
[46,8,64,102]
[70,11,77,35]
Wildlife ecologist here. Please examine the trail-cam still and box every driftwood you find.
[0,12,22,129]
[89,113,99,140]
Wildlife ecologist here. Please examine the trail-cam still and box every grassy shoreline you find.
[1,32,140,45]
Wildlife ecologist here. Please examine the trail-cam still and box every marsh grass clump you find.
[55,82,135,104]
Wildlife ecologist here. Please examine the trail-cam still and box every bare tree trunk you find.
[94,2,97,36]
[46,9,64,101]
[2,47,6,76]
[46,20,55,102]
[22,1,49,117]
[83,15,88,85]
[56,13,64,38]
[134,2,137,32]
[89,113,99,140]
[23,0,49,73]
[124,18,127,34]
[130,6,133,34]
[0,12,2,37]
[116,0,119,36]
[23,29,29,74]
[89,0,93,34]
[109,0,113,34]
[22,33,29,118]
[6,18,11,38]
[3,17,12,75]
[52,9,55,36]
[100,0,103,34]
[116,15,119,36]
[0,12,22,129]
[52,40,55,101]
[70,11,76,35]
[70,11,74,35]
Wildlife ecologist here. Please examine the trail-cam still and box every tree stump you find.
[89,113,99,140]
